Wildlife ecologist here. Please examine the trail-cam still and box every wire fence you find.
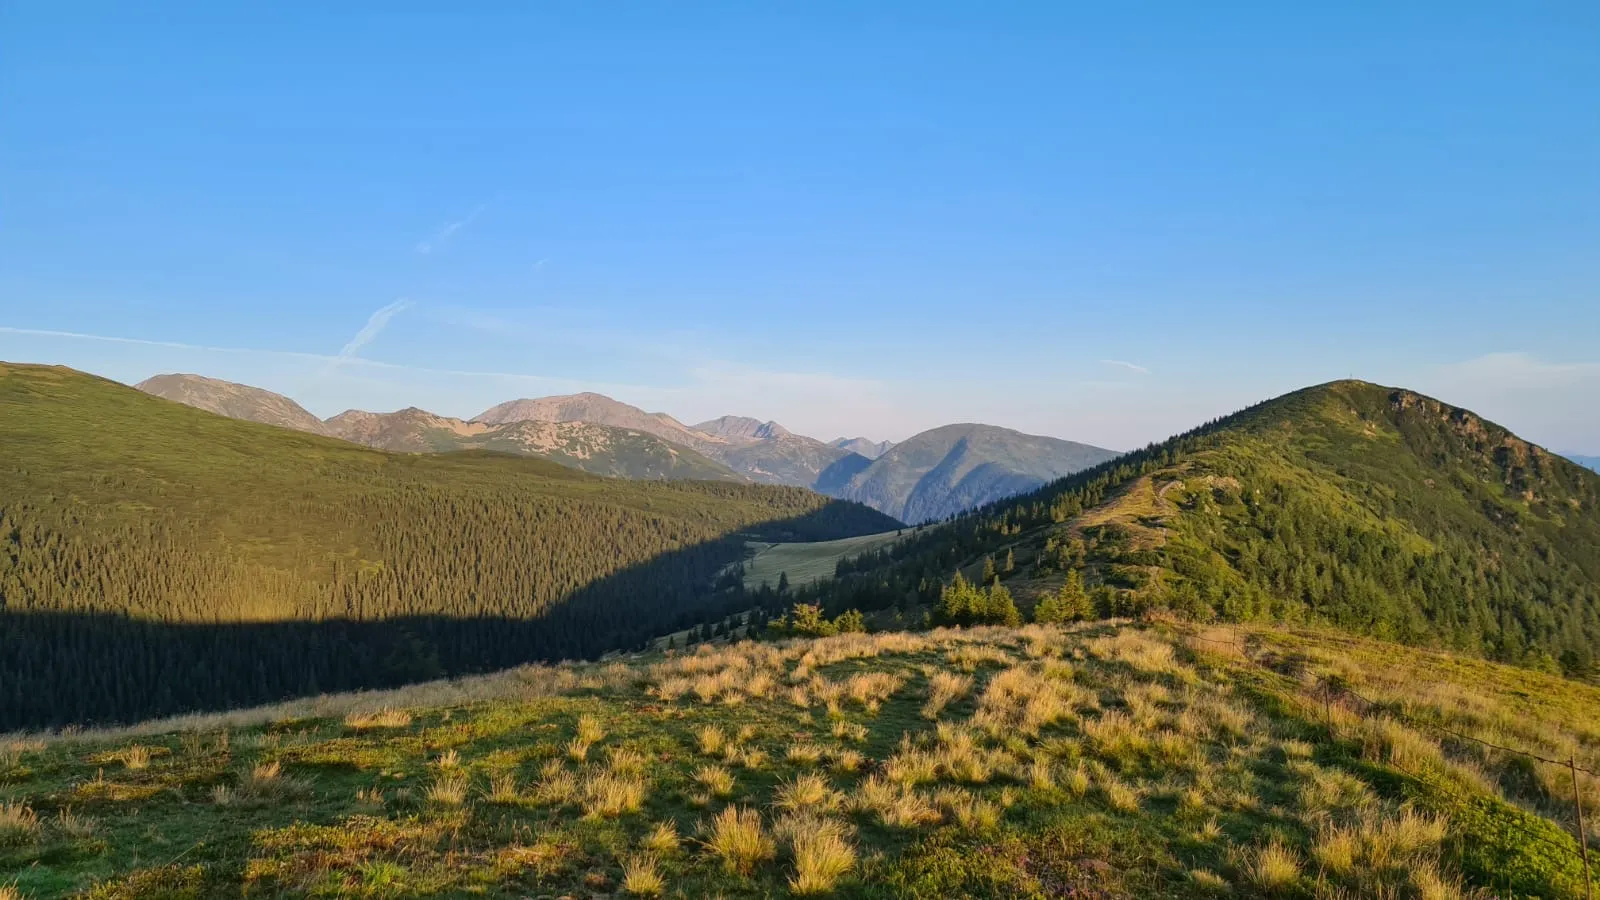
[1182,628,1598,898]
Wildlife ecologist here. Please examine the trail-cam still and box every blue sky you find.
[2,2,1597,451]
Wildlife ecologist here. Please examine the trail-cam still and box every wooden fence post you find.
[1574,755,1593,900]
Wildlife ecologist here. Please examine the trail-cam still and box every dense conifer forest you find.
[786,381,1600,679]
[0,364,899,728]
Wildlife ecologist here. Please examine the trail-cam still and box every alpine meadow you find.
[4,3,1600,898]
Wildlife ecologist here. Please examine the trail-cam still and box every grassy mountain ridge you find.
[0,363,898,728]
[136,372,334,436]
[800,381,1600,677]
[2,621,1595,897]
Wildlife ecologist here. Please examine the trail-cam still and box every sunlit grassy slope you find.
[869,380,1600,677]
[4,621,1596,898]
[741,529,916,590]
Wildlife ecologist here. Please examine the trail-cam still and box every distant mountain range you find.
[824,423,1120,524]
[829,437,895,459]
[325,407,739,481]
[136,373,1118,520]
[135,374,335,436]
[138,377,739,481]
[1566,453,1600,472]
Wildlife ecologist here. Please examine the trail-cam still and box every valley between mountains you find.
[4,361,1600,898]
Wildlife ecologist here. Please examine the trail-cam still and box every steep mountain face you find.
[710,435,859,487]
[829,424,1119,524]
[693,415,791,441]
[0,362,900,727]
[475,395,863,488]
[688,417,873,488]
[808,380,1600,677]
[136,373,332,436]
[830,436,895,459]
[326,407,742,481]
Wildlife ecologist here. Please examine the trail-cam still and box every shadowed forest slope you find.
[0,363,898,727]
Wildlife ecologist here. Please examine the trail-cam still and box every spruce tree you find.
[985,583,1022,627]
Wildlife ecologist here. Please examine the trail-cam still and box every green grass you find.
[3,622,1595,898]
[741,528,917,590]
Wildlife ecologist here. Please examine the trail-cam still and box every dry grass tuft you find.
[778,814,856,894]
[696,725,728,757]
[607,746,650,777]
[786,743,825,766]
[581,771,647,818]
[1062,762,1091,798]
[934,788,1001,832]
[830,748,866,773]
[427,771,469,807]
[922,671,974,719]
[533,760,579,806]
[53,808,97,840]
[344,708,412,730]
[0,802,40,846]
[641,820,680,855]
[831,720,869,743]
[845,672,904,707]
[1096,769,1143,812]
[486,772,520,804]
[575,713,607,745]
[774,772,842,813]
[1242,839,1301,891]
[620,852,665,896]
[115,745,152,770]
[701,805,775,875]
[694,764,736,799]
[853,775,941,828]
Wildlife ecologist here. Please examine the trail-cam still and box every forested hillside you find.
[0,364,898,728]
[790,381,1600,678]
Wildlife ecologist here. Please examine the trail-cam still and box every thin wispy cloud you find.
[1431,352,1600,388]
[533,258,549,270]
[415,203,489,255]
[1100,359,1150,375]
[336,299,413,361]
[0,323,655,394]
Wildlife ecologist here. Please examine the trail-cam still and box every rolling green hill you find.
[794,381,1600,677]
[0,363,899,728]
[135,372,335,436]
